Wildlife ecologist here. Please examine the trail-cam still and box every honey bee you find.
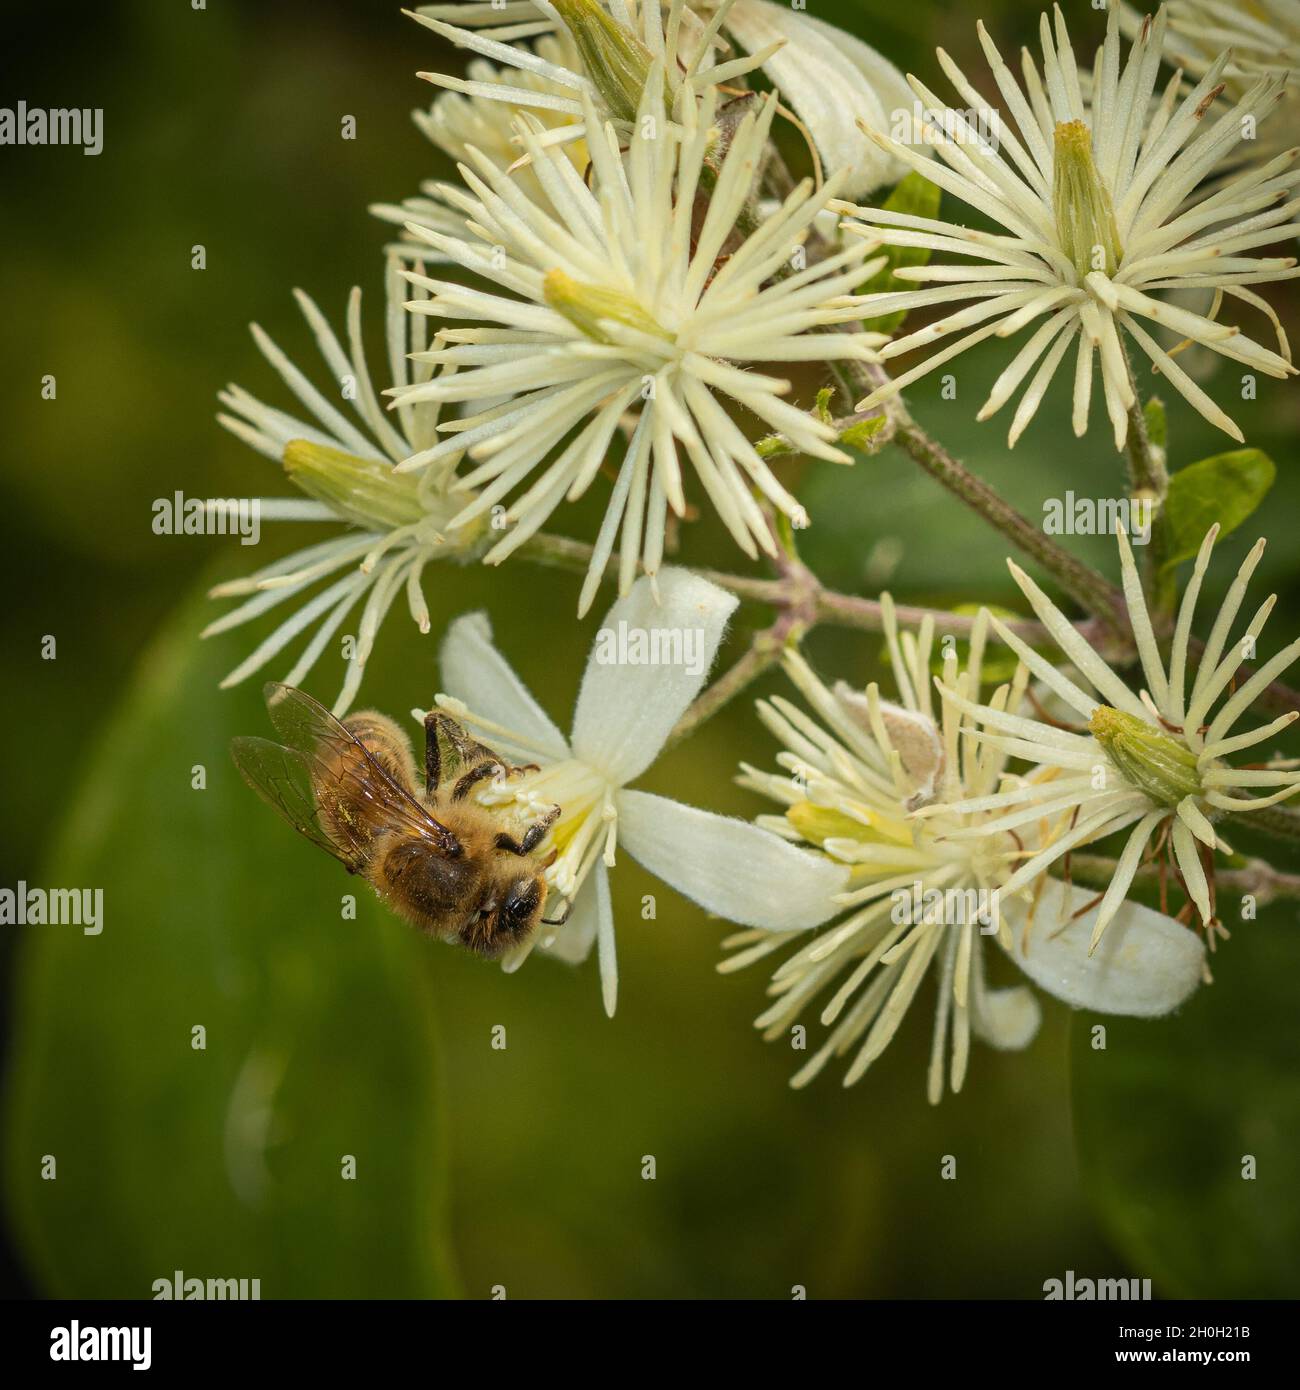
[231,682,562,957]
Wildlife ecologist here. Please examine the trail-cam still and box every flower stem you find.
[518,527,1066,745]
[517,531,1052,643]
[1236,804,1300,845]
[665,619,791,750]
[1120,342,1172,612]
[1067,852,1300,903]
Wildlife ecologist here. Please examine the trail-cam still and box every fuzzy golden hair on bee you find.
[231,683,562,958]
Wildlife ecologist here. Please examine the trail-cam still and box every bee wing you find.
[429,711,536,794]
[230,735,370,871]
[255,683,462,857]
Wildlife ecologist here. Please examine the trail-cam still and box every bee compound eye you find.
[503,881,541,927]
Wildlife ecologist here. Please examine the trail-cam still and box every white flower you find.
[371,31,589,259]
[845,3,1299,449]
[412,0,917,195]
[933,524,1300,952]
[386,75,885,613]
[434,568,848,1015]
[1130,1,1300,170]
[712,0,918,195]
[409,0,773,151]
[1130,0,1300,102]
[207,258,484,715]
[723,597,1204,1102]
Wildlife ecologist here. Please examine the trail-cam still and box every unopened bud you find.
[543,269,669,344]
[551,0,664,123]
[1053,120,1123,278]
[1089,705,1201,806]
[786,798,912,851]
[283,440,424,530]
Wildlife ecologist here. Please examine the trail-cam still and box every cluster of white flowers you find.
[1123,0,1300,159]
[846,3,1298,449]
[384,76,885,612]
[211,1,1299,1093]
[723,591,1208,1101]
[933,525,1300,946]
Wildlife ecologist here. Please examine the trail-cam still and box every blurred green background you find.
[2,0,1297,1299]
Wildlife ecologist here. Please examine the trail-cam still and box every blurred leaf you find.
[3,581,458,1298]
[757,410,884,461]
[858,172,943,333]
[840,416,887,453]
[1159,448,1275,574]
[873,603,1025,687]
[1143,396,1167,453]
[1070,919,1300,1296]
[925,602,1024,686]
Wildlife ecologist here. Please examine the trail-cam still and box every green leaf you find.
[1070,918,1300,1297]
[755,410,885,461]
[838,416,887,453]
[1160,448,1275,574]
[3,581,458,1298]
[858,171,943,333]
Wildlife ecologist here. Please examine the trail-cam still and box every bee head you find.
[459,873,547,958]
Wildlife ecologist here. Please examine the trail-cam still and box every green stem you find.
[1237,804,1300,845]
[819,348,1129,634]
[890,399,1128,634]
[666,618,793,750]
[517,531,1053,644]
[1067,852,1300,902]
[1120,343,1172,613]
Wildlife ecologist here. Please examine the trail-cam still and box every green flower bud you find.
[283,440,425,531]
[786,798,914,851]
[543,269,670,344]
[551,0,666,124]
[1089,705,1202,806]
[1053,120,1123,278]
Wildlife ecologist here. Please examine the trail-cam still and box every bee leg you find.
[494,810,556,857]
[541,899,572,928]
[422,712,440,792]
[451,760,505,801]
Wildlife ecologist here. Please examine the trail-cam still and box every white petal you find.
[539,869,602,966]
[971,985,1041,1051]
[438,612,570,760]
[570,568,737,784]
[617,789,848,930]
[723,0,916,196]
[592,861,618,1018]
[1001,879,1203,1018]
